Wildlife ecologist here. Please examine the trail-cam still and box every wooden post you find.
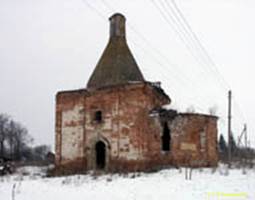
[228,90,232,167]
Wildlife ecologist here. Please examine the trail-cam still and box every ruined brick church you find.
[55,13,218,173]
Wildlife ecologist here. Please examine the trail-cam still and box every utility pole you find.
[244,124,247,149]
[244,124,247,167]
[228,90,232,167]
[237,124,248,169]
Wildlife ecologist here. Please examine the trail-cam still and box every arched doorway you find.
[95,141,106,169]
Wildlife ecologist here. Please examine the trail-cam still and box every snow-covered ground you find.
[0,165,254,200]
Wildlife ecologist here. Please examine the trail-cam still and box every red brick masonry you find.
[55,82,218,174]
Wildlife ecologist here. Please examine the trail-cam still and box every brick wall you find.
[55,83,218,174]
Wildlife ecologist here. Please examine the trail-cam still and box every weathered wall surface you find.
[84,83,169,171]
[168,114,218,167]
[61,104,84,161]
[55,90,86,171]
[55,83,218,174]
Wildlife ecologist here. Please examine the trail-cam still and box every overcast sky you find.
[1,0,254,149]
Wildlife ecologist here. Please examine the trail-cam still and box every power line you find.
[163,1,217,80]
[83,0,218,111]
[151,0,207,71]
[99,0,220,108]
[155,0,228,93]
[82,0,107,20]
[169,0,230,90]
[85,0,187,88]
[101,0,200,87]
[151,0,230,109]
[82,0,247,133]
[152,0,246,125]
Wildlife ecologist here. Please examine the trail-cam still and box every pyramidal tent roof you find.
[87,13,145,89]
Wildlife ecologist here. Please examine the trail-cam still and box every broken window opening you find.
[95,111,102,123]
[162,122,171,151]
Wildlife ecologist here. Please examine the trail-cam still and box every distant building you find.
[55,13,218,174]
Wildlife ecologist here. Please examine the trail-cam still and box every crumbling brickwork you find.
[55,83,170,172]
[167,113,218,167]
[55,83,218,173]
[54,13,218,174]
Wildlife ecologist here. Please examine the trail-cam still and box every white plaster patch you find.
[103,117,112,130]
[62,106,84,123]
[62,127,83,160]
[180,142,197,151]
[61,105,84,161]
[120,123,131,130]
[119,137,141,160]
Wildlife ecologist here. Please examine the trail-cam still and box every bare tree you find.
[186,106,195,113]
[0,114,33,160]
[32,145,51,161]
[0,113,52,164]
[208,105,218,116]
[7,121,32,160]
[0,114,9,157]
[14,123,31,160]
[7,120,15,159]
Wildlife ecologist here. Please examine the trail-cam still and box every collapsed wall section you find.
[169,113,218,167]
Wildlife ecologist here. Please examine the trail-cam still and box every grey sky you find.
[1,0,254,148]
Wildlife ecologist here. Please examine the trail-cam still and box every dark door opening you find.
[95,141,106,169]
[162,122,171,151]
